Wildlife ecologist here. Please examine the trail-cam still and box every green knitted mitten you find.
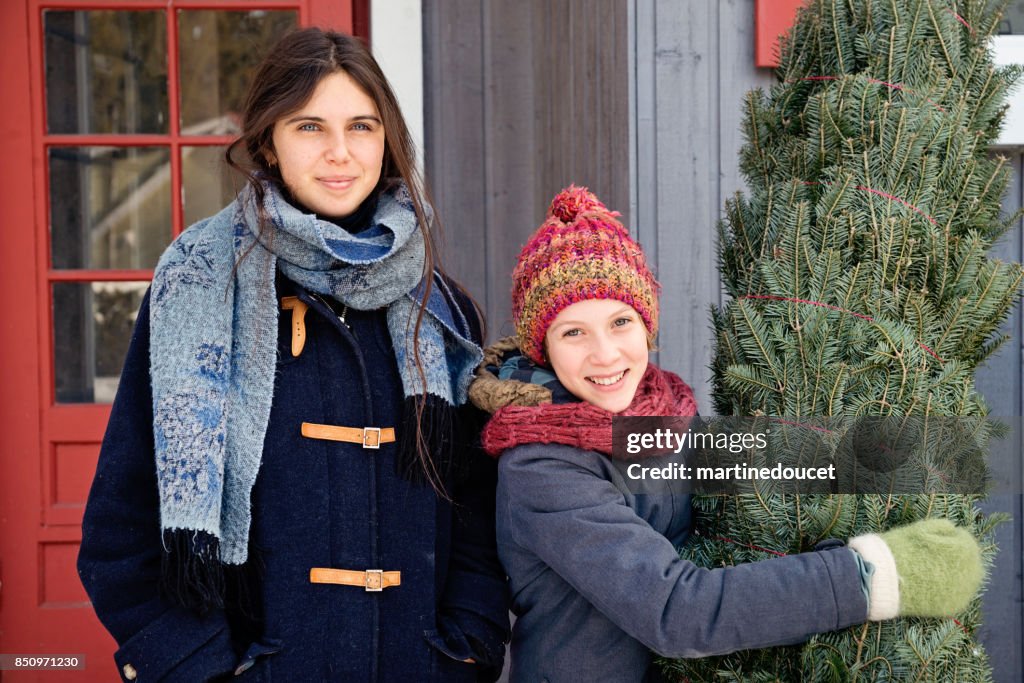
[848,519,983,620]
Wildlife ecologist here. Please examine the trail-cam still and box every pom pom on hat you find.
[511,185,659,365]
[546,184,618,223]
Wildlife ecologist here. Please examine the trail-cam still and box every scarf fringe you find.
[160,529,225,613]
[223,547,265,623]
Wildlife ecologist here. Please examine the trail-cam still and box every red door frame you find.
[0,1,361,679]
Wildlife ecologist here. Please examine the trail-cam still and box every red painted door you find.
[0,2,360,680]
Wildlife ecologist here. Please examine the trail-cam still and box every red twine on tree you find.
[857,185,939,225]
[738,294,945,363]
[946,7,975,35]
[787,75,947,112]
[799,179,939,226]
[951,616,972,635]
[693,529,788,557]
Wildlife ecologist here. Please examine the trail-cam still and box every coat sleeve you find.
[77,291,239,683]
[436,416,511,673]
[499,444,868,659]
[434,284,511,677]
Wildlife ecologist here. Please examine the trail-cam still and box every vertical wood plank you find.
[572,0,587,196]
[536,0,568,219]
[718,0,775,214]
[633,0,658,276]
[422,0,486,314]
[427,0,629,341]
[607,0,631,217]
[649,0,719,412]
[537,0,629,215]
[484,1,538,336]
[633,0,790,413]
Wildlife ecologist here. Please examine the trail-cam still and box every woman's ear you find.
[264,149,278,167]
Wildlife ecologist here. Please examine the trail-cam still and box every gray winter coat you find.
[495,443,869,683]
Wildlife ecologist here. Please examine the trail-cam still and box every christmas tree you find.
[661,1,1023,680]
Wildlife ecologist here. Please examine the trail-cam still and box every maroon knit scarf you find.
[481,364,698,458]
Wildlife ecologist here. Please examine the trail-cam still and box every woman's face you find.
[270,70,386,219]
[544,299,649,413]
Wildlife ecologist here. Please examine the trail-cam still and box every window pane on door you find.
[44,10,168,134]
[49,147,172,270]
[53,281,148,403]
[182,146,242,227]
[178,10,298,131]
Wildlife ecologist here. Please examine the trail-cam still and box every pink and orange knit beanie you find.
[511,185,660,365]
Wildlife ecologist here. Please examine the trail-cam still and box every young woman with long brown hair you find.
[78,28,508,682]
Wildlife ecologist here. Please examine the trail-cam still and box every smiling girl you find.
[77,28,508,682]
[470,186,985,683]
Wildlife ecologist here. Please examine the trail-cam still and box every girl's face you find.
[545,299,649,413]
[270,71,386,219]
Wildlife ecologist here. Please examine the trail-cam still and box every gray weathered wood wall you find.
[631,0,772,412]
[423,0,629,341]
[424,1,1024,680]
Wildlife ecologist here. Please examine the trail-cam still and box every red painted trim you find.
[30,0,57,416]
[45,134,237,146]
[303,0,352,32]
[38,526,86,543]
[168,8,184,237]
[352,0,369,41]
[46,404,113,438]
[755,0,804,68]
[36,1,299,8]
[48,270,154,281]
[46,134,172,145]
[0,0,46,659]
[177,134,239,145]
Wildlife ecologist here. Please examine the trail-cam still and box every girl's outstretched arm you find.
[498,443,867,659]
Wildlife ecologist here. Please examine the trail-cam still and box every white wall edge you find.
[992,35,1024,147]
[371,0,424,172]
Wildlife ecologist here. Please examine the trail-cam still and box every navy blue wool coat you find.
[79,277,510,682]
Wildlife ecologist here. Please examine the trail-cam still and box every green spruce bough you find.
[660,1,1023,680]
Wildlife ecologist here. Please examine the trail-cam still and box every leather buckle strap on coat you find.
[301,422,395,449]
[280,296,309,357]
[309,568,401,592]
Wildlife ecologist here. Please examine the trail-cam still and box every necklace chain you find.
[310,293,350,329]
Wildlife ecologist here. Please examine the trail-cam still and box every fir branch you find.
[925,0,957,79]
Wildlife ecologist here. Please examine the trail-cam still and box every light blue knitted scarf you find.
[149,181,482,570]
